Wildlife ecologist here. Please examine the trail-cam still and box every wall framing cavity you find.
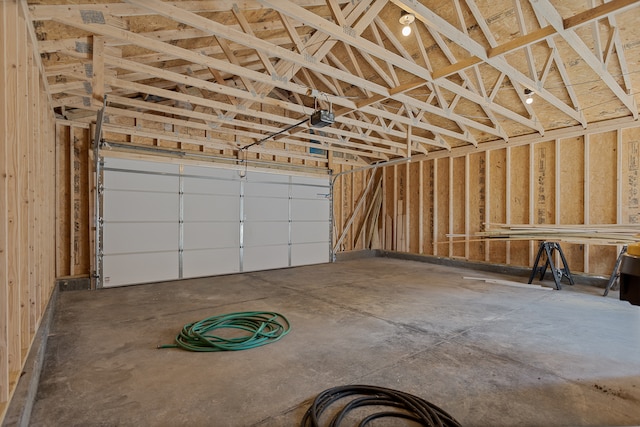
[331,121,640,277]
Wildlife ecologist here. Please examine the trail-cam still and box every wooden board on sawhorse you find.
[603,245,627,297]
[528,241,575,290]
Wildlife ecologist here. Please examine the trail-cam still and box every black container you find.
[619,254,640,306]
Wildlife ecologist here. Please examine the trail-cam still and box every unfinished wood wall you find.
[334,121,640,278]
[54,122,91,278]
[0,1,57,420]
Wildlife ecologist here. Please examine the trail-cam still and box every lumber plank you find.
[18,7,31,358]
[0,0,9,408]
[5,0,22,394]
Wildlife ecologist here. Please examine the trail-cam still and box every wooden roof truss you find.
[27,0,640,167]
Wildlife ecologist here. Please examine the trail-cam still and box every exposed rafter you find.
[25,0,640,169]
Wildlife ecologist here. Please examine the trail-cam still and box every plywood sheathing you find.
[621,128,640,224]
[509,145,530,267]
[558,136,585,273]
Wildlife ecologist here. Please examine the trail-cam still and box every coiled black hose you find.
[301,385,462,427]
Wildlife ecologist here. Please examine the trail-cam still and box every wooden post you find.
[381,166,387,249]
[433,159,438,256]
[529,142,535,266]
[5,0,22,394]
[18,8,31,357]
[69,125,75,273]
[0,0,9,406]
[418,160,424,254]
[505,146,511,265]
[448,157,453,257]
[464,154,470,259]
[393,164,398,250]
[405,162,410,252]
[484,150,490,262]
[584,134,590,273]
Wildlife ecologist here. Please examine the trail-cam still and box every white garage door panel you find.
[292,175,329,185]
[106,172,178,193]
[103,252,178,287]
[106,158,179,174]
[291,198,330,221]
[291,243,330,266]
[103,222,178,254]
[184,165,238,180]
[244,197,288,221]
[244,221,289,246]
[183,222,239,250]
[244,245,288,271]
[291,222,330,244]
[183,176,240,196]
[100,159,331,287]
[244,182,289,198]
[183,194,239,222]
[104,191,179,223]
[249,172,289,183]
[183,248,240,278]
[290,184,328,199]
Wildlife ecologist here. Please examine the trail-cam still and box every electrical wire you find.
[300,385,462,427]
[158,311,291,352]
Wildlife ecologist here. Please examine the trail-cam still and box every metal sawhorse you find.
[528,241,575,290]
[603,245,627,297]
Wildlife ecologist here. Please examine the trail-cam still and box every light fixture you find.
[524,88,534,104]
[399,12,415,37]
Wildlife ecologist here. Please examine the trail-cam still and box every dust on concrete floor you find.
[31,258,640,426]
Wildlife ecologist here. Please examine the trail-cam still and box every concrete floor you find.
[30,257,640,426]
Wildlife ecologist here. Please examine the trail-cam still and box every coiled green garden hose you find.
[158,311,290,352]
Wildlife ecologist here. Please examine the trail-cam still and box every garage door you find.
[100,157,330,287]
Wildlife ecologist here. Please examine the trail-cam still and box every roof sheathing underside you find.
[28,0,640,168]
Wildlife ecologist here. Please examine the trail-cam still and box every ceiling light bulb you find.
[524,88,534,104]
[399,12,415,37]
